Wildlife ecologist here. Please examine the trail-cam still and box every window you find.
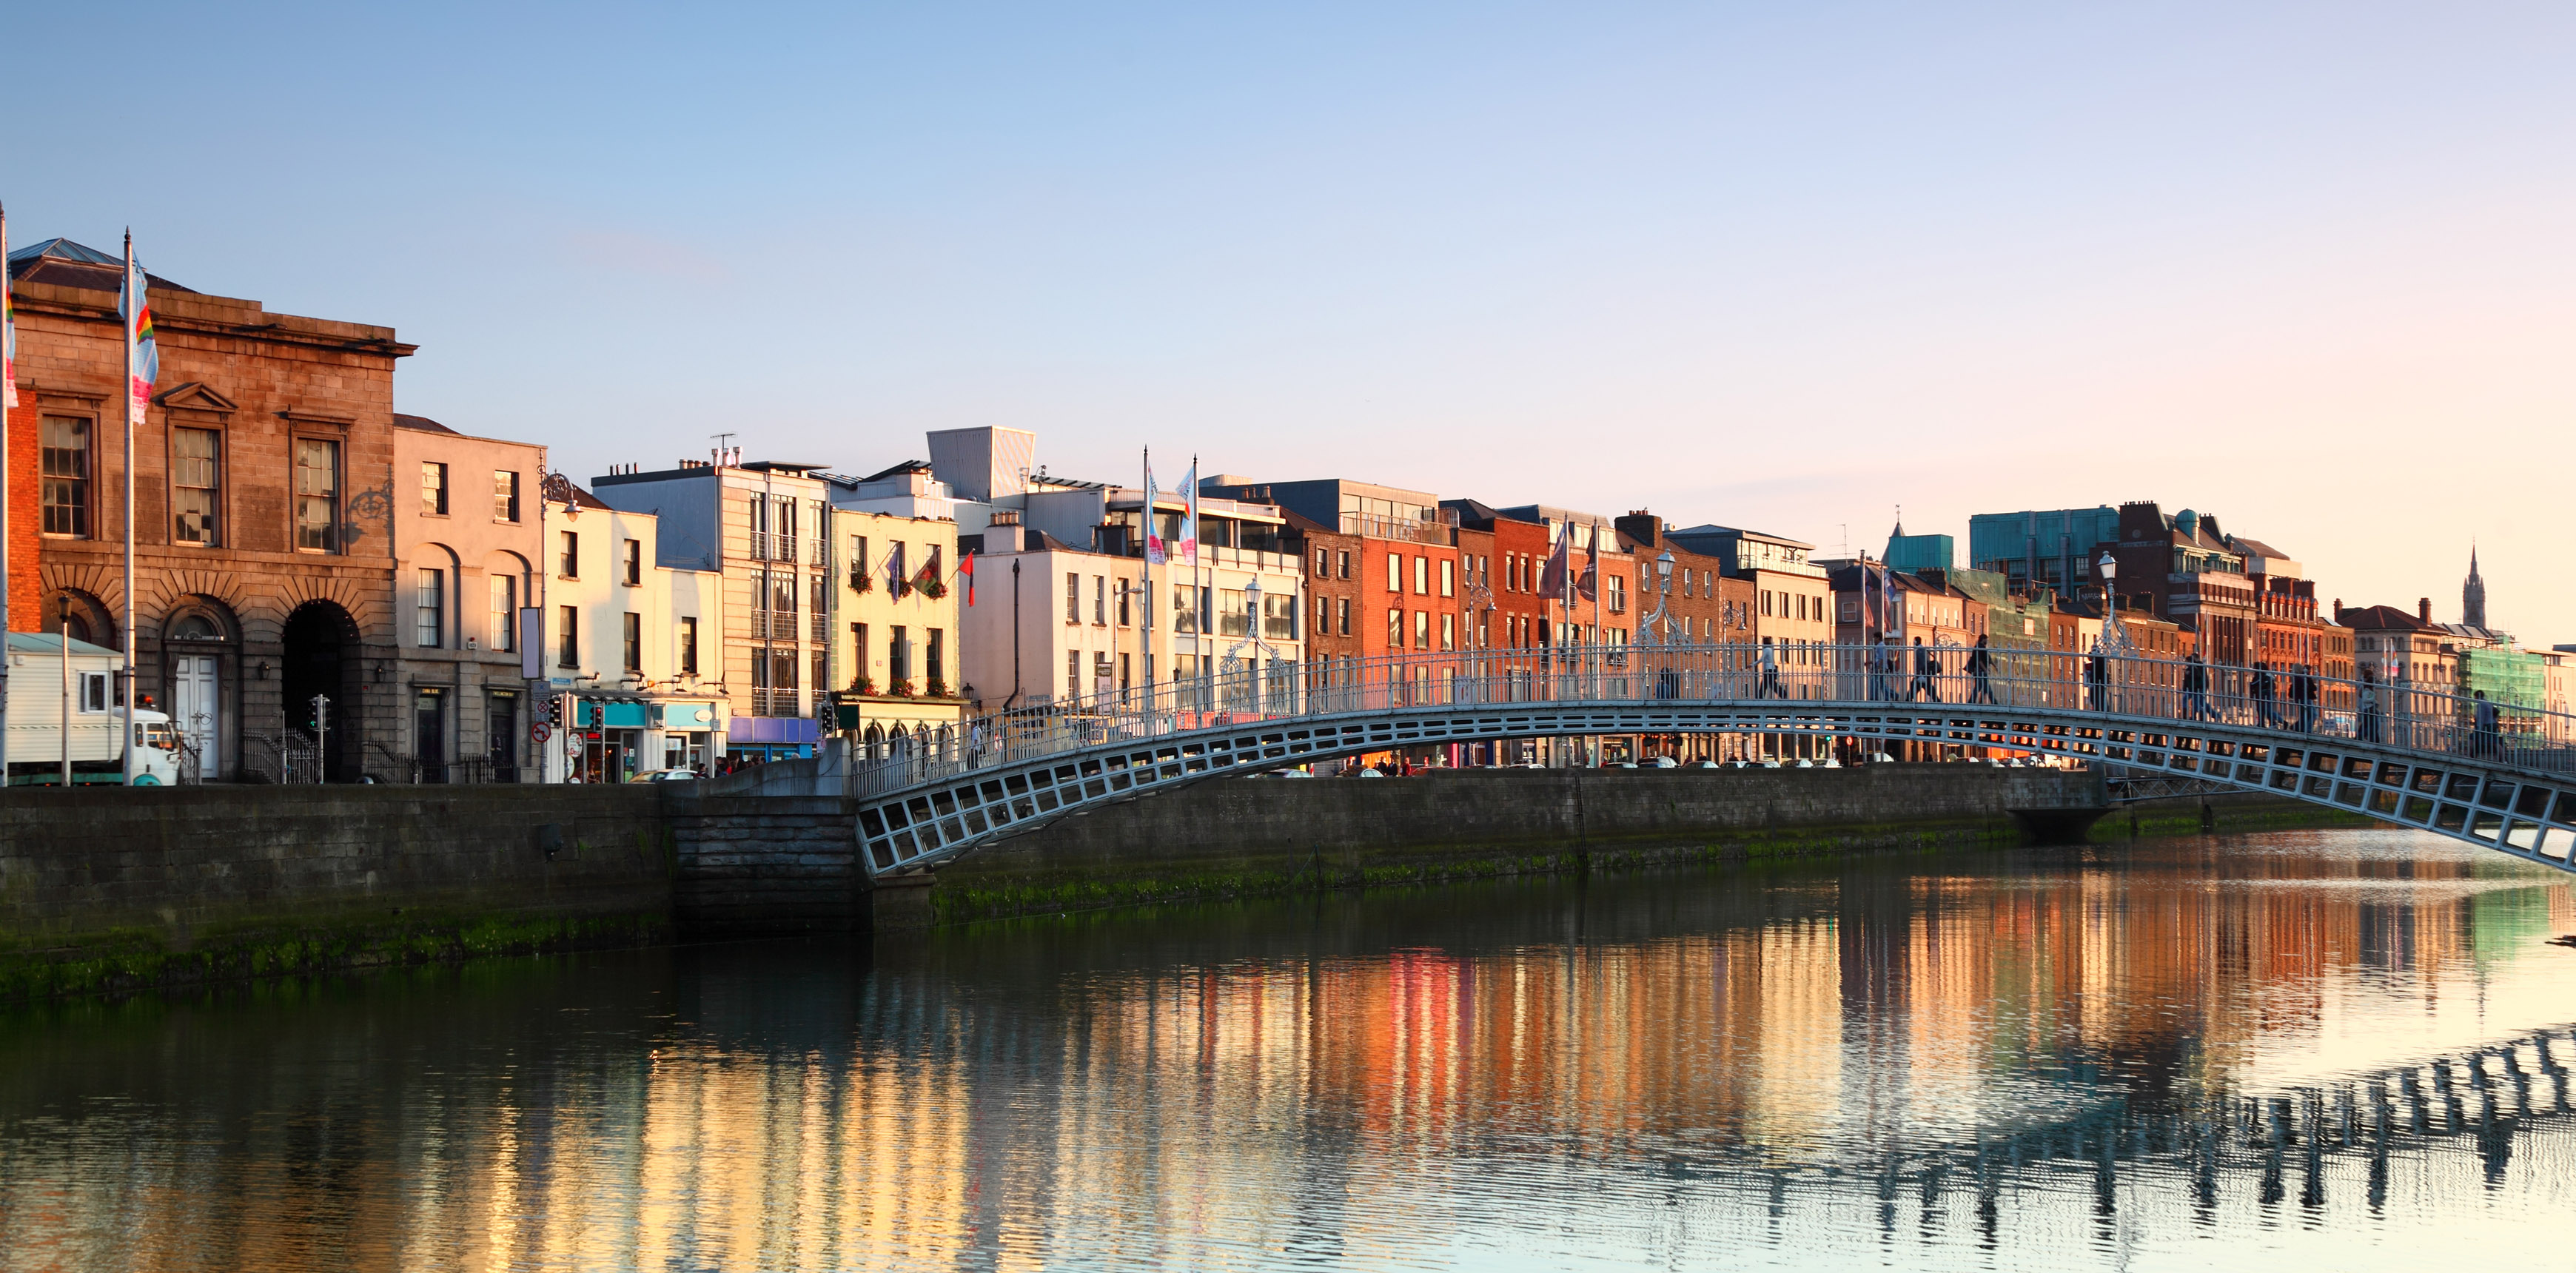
[1338,597,1351,636]
[1440,614,1455,651]
[40,416,91,537]
[680,617,699,675]
[848,534,869,585]
[623,539,642,585]
[1219,588,1250,636]
[1414,611,1430,649]
[1093,575,1107,625]
[171,427,221,545]
[1173,583,1198,634]
[494,470,521,523]
[490,574,517,652]
[1265,591,1295,639]
[1387,608,1403,648]
[1067,649,1081,699]
[1386,553,1401,592]
[1066,571,1081,623]
[79,672,110,713]
[1440,559,1454,598]
[1414,556,1429,595]
[415,568,444,648]
[848,622,866,685]
[295,439,340,552]
[560,531,580,577]
[889,626,910,682]
[1335,550,1350,580]
[927,628,945,686]
[813,651,829,704]
[1607,574,1626,614]
[420,461,449,515]
[557,605,579,668]
[1315,595,1329,633]
[1313,548,1328,577]
[1117,580,1132,627]
[623,612,642,672]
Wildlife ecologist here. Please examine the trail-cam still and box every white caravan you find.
[3,634,181,787]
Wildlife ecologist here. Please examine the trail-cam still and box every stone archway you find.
[281,600,362,781]
[160,596,243,781]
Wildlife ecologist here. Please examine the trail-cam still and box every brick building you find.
[10,236,414,782]
[389,414,546,782]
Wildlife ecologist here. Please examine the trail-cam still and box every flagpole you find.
[0,201,13,782]
[121,230,138,785]
[1140,448,1153,731]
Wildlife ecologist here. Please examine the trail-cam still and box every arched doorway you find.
[162,603,240,781]
[282,601,359,782]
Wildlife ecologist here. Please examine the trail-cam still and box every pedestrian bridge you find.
[843,644,2576,879]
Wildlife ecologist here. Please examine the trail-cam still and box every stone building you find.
[7,236,412,782]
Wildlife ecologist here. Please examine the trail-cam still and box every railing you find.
[752,688,801,717]
[811,614,831,642]
[844,641,2576,799]
[748,532,797,563]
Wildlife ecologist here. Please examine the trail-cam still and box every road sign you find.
[531,722,552,744]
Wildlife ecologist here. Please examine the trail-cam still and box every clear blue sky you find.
[17,3,2575,637]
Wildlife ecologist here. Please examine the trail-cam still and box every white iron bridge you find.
[841,643,2576,879]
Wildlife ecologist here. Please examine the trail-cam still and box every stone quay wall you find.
[0,785,674,1000]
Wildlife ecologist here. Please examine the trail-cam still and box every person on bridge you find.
[1965,634,1995,704]
[1909,638,1938,702]
[2181,653,2213,720]
[1758,641,1786,698]
[2358,668,2383,744]
[2247,662,2273,728]
[2293,665,2318,733]
[2084,641,2107,711]
[1870,636,1895,702]
[2474,691,2501,758]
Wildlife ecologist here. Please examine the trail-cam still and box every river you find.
[1,827,2572,1271]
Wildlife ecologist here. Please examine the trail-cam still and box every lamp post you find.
[1649,551,1673,644]
[2097,551,2120,714]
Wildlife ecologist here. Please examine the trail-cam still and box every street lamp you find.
[2097,551,2120,651]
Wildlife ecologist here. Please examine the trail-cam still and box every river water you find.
[2,828,2572,1272]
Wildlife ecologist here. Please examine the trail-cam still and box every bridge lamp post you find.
[2098,551,2122,715]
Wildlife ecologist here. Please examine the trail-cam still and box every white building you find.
[923,427,1305,714]
[535,482,726,781]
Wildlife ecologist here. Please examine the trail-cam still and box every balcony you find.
[748,531,798,563]
[811,614,831,642]
[751,688,802,717]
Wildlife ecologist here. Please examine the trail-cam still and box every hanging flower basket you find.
[889,679,916,698]
[916,578,949,601]
[925,677,950,699]
[851,573,875,595]
[850,675,878,696]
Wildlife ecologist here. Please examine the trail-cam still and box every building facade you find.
[535,482,725,782]
[389,414,543,782]
[10,236,413,782]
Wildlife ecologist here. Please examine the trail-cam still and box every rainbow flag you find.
[122,250,156,426]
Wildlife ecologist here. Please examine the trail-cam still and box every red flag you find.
[956,551,976,606]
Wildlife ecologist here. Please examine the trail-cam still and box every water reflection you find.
[1,828,2571,1271]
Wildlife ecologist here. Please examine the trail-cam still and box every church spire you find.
[2463,542,2487,628]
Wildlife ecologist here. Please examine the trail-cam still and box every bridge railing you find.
[842,642,2576,796]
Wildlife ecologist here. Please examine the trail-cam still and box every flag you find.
[1537,525,1571,599]
[1144,461,1166,565]
[956,551,976,606]
[121,244,156,427]
[2,204,16,409]
[1573,526,1598,602]
[1178,461,1198,565]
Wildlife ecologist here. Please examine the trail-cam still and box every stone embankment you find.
[0,761,2367,1001]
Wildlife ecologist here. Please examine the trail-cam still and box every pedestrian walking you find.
[1966,634,1995,704]
[2181,652,2212,720]
[2474,690,2501,758]
[1908,638,1936,702]
[2357,669,2381,744]
[2085,641,2108,712]
[2253,662,2280,729]
[1759,640,1785,699]
[1870,636,1894,702]
[2295,665,2318,733]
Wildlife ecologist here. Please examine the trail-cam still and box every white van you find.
[3,634,181,787]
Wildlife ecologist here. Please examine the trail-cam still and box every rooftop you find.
[8,237,195,295]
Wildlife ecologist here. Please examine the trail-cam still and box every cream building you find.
[534,481,725,782]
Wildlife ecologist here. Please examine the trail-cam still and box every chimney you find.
[2418,597,2432,622]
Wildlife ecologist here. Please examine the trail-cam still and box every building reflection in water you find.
[0,828,2571,1272]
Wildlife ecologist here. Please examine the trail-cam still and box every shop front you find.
[651,700,723,776]
[572,696,649,784]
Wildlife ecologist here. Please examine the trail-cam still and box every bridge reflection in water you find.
[0,830,2570,1271]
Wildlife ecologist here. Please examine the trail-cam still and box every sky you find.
[14,3,2574,637]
